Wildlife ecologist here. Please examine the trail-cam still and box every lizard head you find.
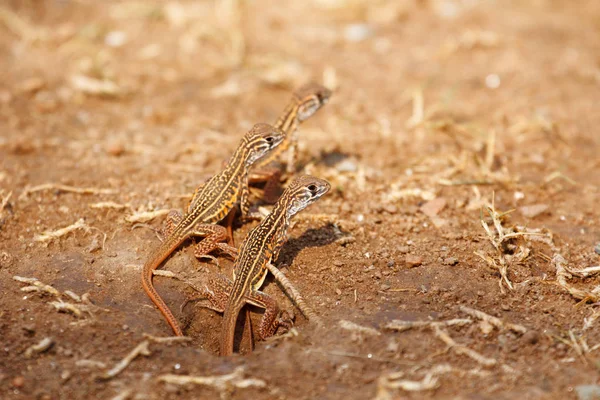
[284,175,331,218]
[244,123,285,166]
[294,83,332,122]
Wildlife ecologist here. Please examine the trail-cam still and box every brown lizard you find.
[219,175,331,355]
[250,83,332,199]
[142,123,285,336]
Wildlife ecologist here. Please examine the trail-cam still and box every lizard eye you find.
[307,184,317,192]
[265,136,273,142]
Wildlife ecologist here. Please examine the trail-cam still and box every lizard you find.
[141,123,285,336]
[219,175,331,355]
[249,83,332,200]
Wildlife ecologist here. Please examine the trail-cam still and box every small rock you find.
[397,246,410,254]
[420,198,447,217]
[387,260,395,268]
[595,243,600,256]
[380,284,391,291]
[382,204,398,214]
[335,158,358,172]
[501,303,510,311]
[522,330,540,345]
[576,385,600,400]
[105,31,128,47]
[333,260,344,267]
[11,376,25,388]
[405,255,422,268]
[344,24,373,42]
[106,142,125,157]
[519,204,549,218]
[442,257,459,266]
[18,77,46,94]
[335,288,342,296]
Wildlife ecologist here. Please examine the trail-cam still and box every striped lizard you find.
[219,175,331,355]
[142,123,285,336]
[250,83,332,198]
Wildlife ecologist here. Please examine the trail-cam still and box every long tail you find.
[141,243,184,336]
[220,300,244,356]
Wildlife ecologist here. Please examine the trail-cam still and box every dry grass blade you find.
[553,254,600,302]
[0,7,45,42]
[476,199,540,291]
[33,218,89,243]
[20,183,117,199]
[432,325,497,367]
[158,367,266,392]
[99,340,151,380]
[125,209,170,224]
[24,337,54,358]
[0,190,12,218]
[89,201,131,210]
[375,371,438,399]
[459,306,527,334]
[339,320,380,336]
[385,318,472,332]
[14,276,61,296]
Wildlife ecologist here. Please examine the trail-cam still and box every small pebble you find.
[405,255,423,268]
[333,260,344,267]
[442,257,459,266]
[387,260,395,268]
[595,243,600,256]
[344,24,373,42]
[382,204,398,214]
[380,284,391,291]
[420,198,447,217]
[501,304,511,311]
[11,376,25,388]
[335,159,358,172]
[522,330,540,345]
[397,246,410,254]
[519,204,549,218]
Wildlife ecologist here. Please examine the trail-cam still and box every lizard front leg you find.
[159,209,183,240]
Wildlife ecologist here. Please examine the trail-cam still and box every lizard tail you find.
[141,253,184,337]
[220,301,245,356]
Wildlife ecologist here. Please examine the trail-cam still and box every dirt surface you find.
[1,0,600,399]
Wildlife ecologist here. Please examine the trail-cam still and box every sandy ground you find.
[1,0,600,399]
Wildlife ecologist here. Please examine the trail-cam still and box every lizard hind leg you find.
[249,290,295,341]
[191,224,238,261]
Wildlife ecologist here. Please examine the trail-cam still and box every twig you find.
[19,183,117,200]
[554,253,600,302]
[0,190,12,217]
[14,276,61,296]
[376,371,438,399]
[33,218,89,243]
[265,262,322,325]
[432,325,497,367]
[100,340,151,380]
[24,337,54,358]
[143,334,192,344]
[158,367,266,392]
[459,306,527,334]
[338,320,380,336]
[90,201,131,210]
[385,318,472,332]
[125,209,170,224]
